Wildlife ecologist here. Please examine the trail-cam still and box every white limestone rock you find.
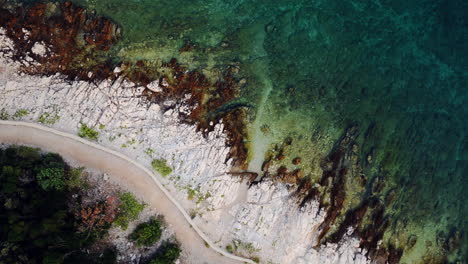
[0,32,370,264]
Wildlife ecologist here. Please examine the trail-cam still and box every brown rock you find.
[292,157,301,165]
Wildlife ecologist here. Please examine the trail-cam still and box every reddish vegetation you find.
[295,125,402,264]
[275,166,304,184]
[315,149,348,244]
[221,108,249,168]
[0,2,118,80]
[1,2,406,263]
[139,58,249,168]
[75,196,119,233]
[0,1,249,168]
[179,41,197,52]
[260,139,306,185]
[255,125,402,263]
[228,171,258,182]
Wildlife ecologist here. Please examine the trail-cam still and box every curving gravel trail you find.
[0,120,254,264]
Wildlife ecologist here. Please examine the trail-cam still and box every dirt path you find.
[0,120,254,264]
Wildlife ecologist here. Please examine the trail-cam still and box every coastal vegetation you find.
[37,166,66,191]
[114,192,145,230]
[151,158,172,177]
[148,242,181,264]
[0,145,115,263]
[78,123,99,140]
[130,218,163,247]
[37,112,60,124]
[0,0,465,262]
[0,109,9,120]
[12,109,28,120]
[224,240,260,263]
[0,145,181,263]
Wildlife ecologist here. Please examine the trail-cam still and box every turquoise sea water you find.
[12,0,468,262]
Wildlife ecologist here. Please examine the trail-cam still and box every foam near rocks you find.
[0,30,369,264]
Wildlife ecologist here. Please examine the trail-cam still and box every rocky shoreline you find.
[2,1,452,263]
[0,25,373,264]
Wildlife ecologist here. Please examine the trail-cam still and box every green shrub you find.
[114,192,145,230]
[78,124,99,140]
[0,146,115,263]
[37,112,60,124]
[66,167,86,189]
[0,108,10,120]
[186,187,196,200]
[37,167,65,191]
[151,159,172,177]
[148,242,181,264]
[226,244,234,253]
[129,218,162,247]
[144,148,155,156]
[13,109,29,120]
[1,166,21,194]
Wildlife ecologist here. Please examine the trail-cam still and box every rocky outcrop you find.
[0,29,372,263]
[0,1,118,80]
[0,1,249,169]
[0,2,406,263]
[257,124,404,264]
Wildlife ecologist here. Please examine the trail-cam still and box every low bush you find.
[151,159,172,177]
[13,109,29,119]
[130,218,163,247]
[226,244,234,253]
[37,112,60,124]
[37,167,66,191]
[66,167,87,189]
[78,123,99,140]
[148,242,181,264]
[0,108,10,120]
[0,145,115,263]
[114,192,145,230]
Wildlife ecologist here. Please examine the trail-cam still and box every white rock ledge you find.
[0,30,369,264]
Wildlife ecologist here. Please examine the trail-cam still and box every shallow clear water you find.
[27,0,468,262]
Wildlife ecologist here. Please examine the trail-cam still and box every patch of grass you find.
[0,108,9,120]
[196,191,211,204]
[189,209,197,219]
[129,218,162,247]
[187,187,196,200]
[78,123,99,140]
[114,192,145,230]
[226,244,234,253]
[144,148,155,156]
[252,256,260,263]
[241,242,259,253]
[99,124,105,129]
[37,112,60,124]
[66,167,87,189]
[151,159,172,177]
[13,109,29,120]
